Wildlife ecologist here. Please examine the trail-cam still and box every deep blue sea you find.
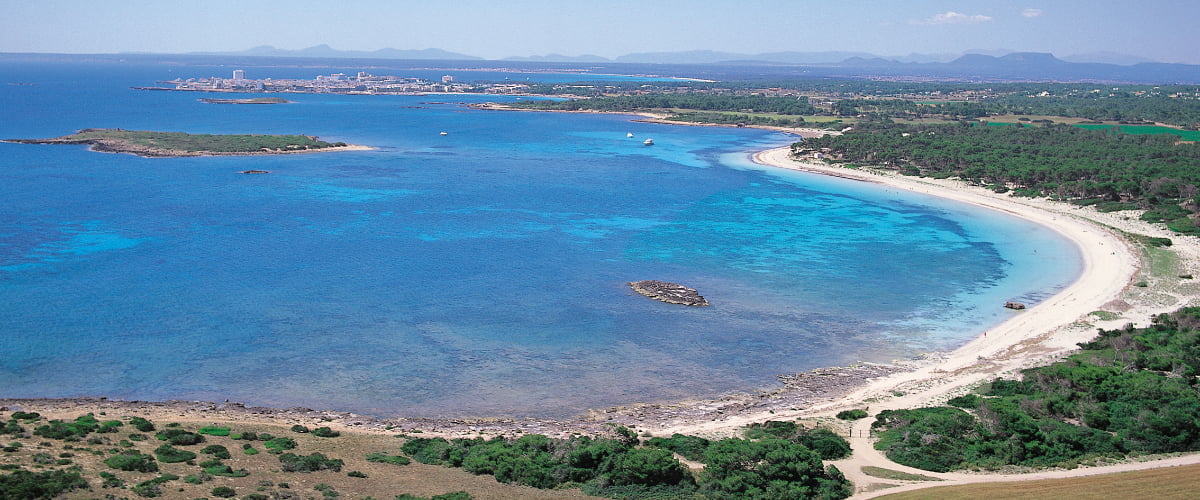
[0,61,1080,418]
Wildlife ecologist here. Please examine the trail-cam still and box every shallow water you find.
[0,61,1080,417]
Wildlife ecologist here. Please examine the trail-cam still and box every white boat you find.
[627,132,634,138]
[643,138,654,145]
[439,131,448,136]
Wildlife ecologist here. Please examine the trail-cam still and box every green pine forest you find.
[872,308,1200,472]
[800,122,1200,233]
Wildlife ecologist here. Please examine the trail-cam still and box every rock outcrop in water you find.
[628,280,710,306]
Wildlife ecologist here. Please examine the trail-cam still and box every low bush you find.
[263,436,297,452]
[279,452,343,472]
[0,469,89,498]
[154,444,196,463]
[155,428,204,446]
[128,417,154,432]
[645,434,710,461]
[9,412,41,421]
[836,409,869,420]
[365,452,411,466]
[200,444,231,459]
[211,485,237,498]
[311,426,340,438]
[197,425,230,436]
[104,450,159,473]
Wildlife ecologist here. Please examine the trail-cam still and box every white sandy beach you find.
[685,145,1200,496]
[658,145,1200,437]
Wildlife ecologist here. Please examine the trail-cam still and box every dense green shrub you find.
[290,425,310,433]
[104,450,159,472]
[645,434,710,461]
[203,463,249,477]
[9,412,41,421]
[155,428,204,446]
[0,421,25,436]
[210,485,236,498]
[700,438,850,499]
[400,437,466,466]
[740,422,851,460]
[395,492,473,500]
[131,473,178,498]
[279,452,344,472]
[0,469,89,499]
[200,444,231,459]
[128,417,154,432]
[794,428,852,460]
[232,431,259,441]
[311,426,340,438]
[397,430,848,498]
[598,447,691,487]
[946,394,981,408]
[743,420,797,439]
[263,436,297,452]
[153,444,196,463]
[197,425,230,436]
[365,452,411,466]
[874,308,1200,471]
[835,409,869,420]
[33,414,101,440]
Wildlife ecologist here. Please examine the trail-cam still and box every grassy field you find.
[875,463,1200,500]
[979,116,1200,141]
[1072,124,1200,141]
[0,411,595,500]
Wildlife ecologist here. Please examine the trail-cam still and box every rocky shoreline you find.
[0,362,904,440]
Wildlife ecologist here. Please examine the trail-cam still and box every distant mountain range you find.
[192,44,483,61]
[196,45,1174,67]
[3,45,1196,83]
[176,46,1200,83]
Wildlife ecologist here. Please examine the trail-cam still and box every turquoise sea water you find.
[0,61,1081,418]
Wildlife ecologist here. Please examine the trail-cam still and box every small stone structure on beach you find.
[628,280,710,306]
[1005,301,1027,310]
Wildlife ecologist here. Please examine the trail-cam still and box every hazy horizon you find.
[3,0,1197,65]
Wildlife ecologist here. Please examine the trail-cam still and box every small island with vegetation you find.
[4,128,367,158]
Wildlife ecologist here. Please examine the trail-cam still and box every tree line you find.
[799,122,1200,233]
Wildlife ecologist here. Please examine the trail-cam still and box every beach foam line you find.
[755,146,1136,407]
[656,146,1141,438]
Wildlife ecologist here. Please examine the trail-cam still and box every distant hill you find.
[1061,51,1159,65]
[194,44,482,60]
[5,46,1199,83]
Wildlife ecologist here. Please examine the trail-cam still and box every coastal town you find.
[140,69,535,95]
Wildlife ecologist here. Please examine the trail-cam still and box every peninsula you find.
[4,129,369,158]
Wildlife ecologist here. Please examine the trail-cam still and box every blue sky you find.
[3,0,1197,64]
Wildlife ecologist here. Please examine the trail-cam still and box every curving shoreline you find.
[3,128,1197,447]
